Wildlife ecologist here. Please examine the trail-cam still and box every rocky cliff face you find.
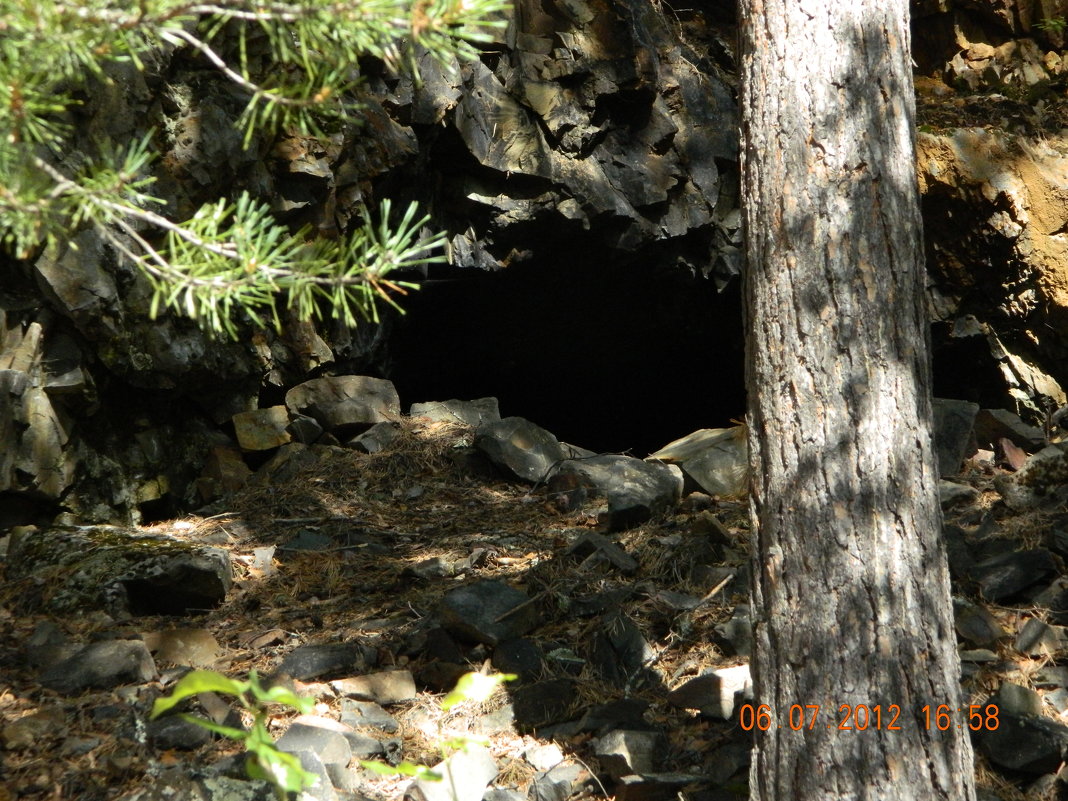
[2,0,1067,526]
[912,0,1068,419]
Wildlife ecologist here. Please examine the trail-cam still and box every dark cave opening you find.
[387,255,747,457]
[930,323,1015,410]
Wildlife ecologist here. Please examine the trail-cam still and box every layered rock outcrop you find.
[4,0,1068,525]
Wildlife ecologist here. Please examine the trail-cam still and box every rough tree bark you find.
[738,2,976,800]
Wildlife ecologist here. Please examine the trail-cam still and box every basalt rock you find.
[40,639,158,694]
[285,376,401,437]
[5,525,231,616]
[921,131,1068,423]
[548,455,684,530]
[475,417,567,484]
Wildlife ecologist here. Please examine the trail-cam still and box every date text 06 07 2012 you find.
[738,703,1000,732]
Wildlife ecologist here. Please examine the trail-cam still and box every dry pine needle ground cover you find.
[0,418,749,800]
[0,416,1062,801]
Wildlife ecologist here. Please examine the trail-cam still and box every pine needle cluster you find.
[0,0,508,336]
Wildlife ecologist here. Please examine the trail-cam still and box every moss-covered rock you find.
[5,525,231,616]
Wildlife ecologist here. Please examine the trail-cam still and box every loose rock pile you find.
[3,377,1068,801]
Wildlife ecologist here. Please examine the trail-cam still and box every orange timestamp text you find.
[738,703,999,732]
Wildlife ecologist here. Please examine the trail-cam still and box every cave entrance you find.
[387,254,747,456]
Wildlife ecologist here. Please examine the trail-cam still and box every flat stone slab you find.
[567,533,638,574]
[528,763,588,801]
[276,717,353,768]
[144,628,223,669]
[410,398,501,426]
[232,406,292,451]
[474,417,566,484]
[666,664,753,719]
[967,548,1059,602]
[953,600,1006,646]
[438,580,541,645]
[338,699,399,733]
[995,444,1068,510]
[594,730,664,780]
[939,480,979,507]
[146,715,212,751]
[549,456,683,530]
[979,714,1068,775]
[273,643,376,682]
[932,397,979,477]
[974,408,1045,450]
[512,679,577,729]
[993,683,1043,718]
[407,745,497,801]
[285,376,400,435]
[492,638,544,683]
[647,427,747,498]
[345,421,400,453]
[329,670,417,705]
[613,773,708,801]
[1015,618,1068,656]
[40,639,157,694]
[5,526,231,616]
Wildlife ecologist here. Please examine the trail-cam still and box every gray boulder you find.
[438,580,541,645]
[410,398,501,426]
[41,639,157,693]
[549,455,683,530]
[6,526,231,616]
[647,427,747,498]
[285,376,399,436]
[474,417,566,484]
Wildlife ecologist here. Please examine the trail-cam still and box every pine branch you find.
[0,0,508,336]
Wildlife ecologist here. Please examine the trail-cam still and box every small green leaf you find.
[440,672,516,710]
[255,684,316,713]
[150,671,250,719]
[244,720,277,749]
[361,760,404,776]
[361,760,442,780]
[439,734,490,751]
[247,749,319,793]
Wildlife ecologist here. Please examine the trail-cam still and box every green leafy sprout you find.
[0,0,510,337]
[1035,16,1068,34]
[150,669,515,799]
[360,670,516,784]
[150,669,318,800]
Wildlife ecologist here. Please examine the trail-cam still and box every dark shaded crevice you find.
[387,254,746,456]
[930,322,1013,409]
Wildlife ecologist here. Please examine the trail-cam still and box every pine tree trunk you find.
[738,2,976,799]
